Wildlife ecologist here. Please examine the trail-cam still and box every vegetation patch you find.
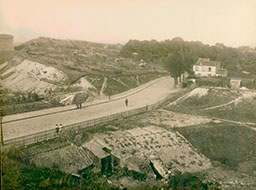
[176,123,256,174]
[203,98,256,123]
[166,87,256,123]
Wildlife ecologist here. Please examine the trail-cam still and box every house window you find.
[208,67,211,72]
[202,67,206,72]
[195,66,199,71]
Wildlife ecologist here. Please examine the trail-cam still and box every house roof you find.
[195,58,221,67]
[31,145,94,174]
[82,140,110,159]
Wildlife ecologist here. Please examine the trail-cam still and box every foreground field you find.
[176,123,256,189]
[177,123,256,175]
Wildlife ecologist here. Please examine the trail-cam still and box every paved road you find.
[3,76,175,141]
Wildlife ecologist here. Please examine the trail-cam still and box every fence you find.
[3,92,175,148]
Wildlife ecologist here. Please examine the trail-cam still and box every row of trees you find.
[120,37,256,81]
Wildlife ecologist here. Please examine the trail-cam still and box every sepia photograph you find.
[0,0,256,189]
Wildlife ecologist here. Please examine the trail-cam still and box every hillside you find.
[1,37,166,95]
[166,87,256,123]
[158,87,256,188]
[0,37,167,115]
[176,123,256,175]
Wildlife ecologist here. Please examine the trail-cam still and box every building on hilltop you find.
[193,58,227,77]
[0,34,14,51]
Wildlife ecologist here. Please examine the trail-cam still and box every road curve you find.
[3,76,175,141]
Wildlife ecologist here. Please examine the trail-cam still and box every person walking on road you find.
[125,98,128,107]
[59,124,63,133]
[56,124,59,135]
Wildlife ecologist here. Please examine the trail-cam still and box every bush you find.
[168,171,219,190]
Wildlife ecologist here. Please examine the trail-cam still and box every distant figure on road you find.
[125,98,128,107]
[56,124,59,135]
[59,124,63,133]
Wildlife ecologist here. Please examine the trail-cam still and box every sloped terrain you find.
[158,87,256,188]
[0,37,166,96]
[138,109,211,128]
[1,59,67,94]
[0,37,167,115]
[167,87,256,123]
[176,123,256,188]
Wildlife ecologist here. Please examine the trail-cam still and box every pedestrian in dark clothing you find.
[56,124,59,135]
[125,98,128,107]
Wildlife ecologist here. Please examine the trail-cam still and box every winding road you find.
[2,76,176,141]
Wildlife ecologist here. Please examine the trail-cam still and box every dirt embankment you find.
[166,87,256,123]
[0,59,68,95]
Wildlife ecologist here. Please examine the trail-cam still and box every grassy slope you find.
[168,88,240,111]
[203,98,256,123]
[1,37,168,115]
[4,37,167,94]
[176,123,256,175]
[15,37,166,83]
[167,88,256,123]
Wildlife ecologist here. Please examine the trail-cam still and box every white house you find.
[193,58,227,77]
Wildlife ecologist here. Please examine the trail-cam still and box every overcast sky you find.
[0,0,255,47]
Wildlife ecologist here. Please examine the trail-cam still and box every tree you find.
[168,171,210,190]
[72,93,89,109]
[165,51,184,86]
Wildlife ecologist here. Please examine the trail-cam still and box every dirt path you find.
[211,117,256,131]
[100,76,107,96]
[167,109,256,132]
[2,76,175,141]
[203,97,241,111]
